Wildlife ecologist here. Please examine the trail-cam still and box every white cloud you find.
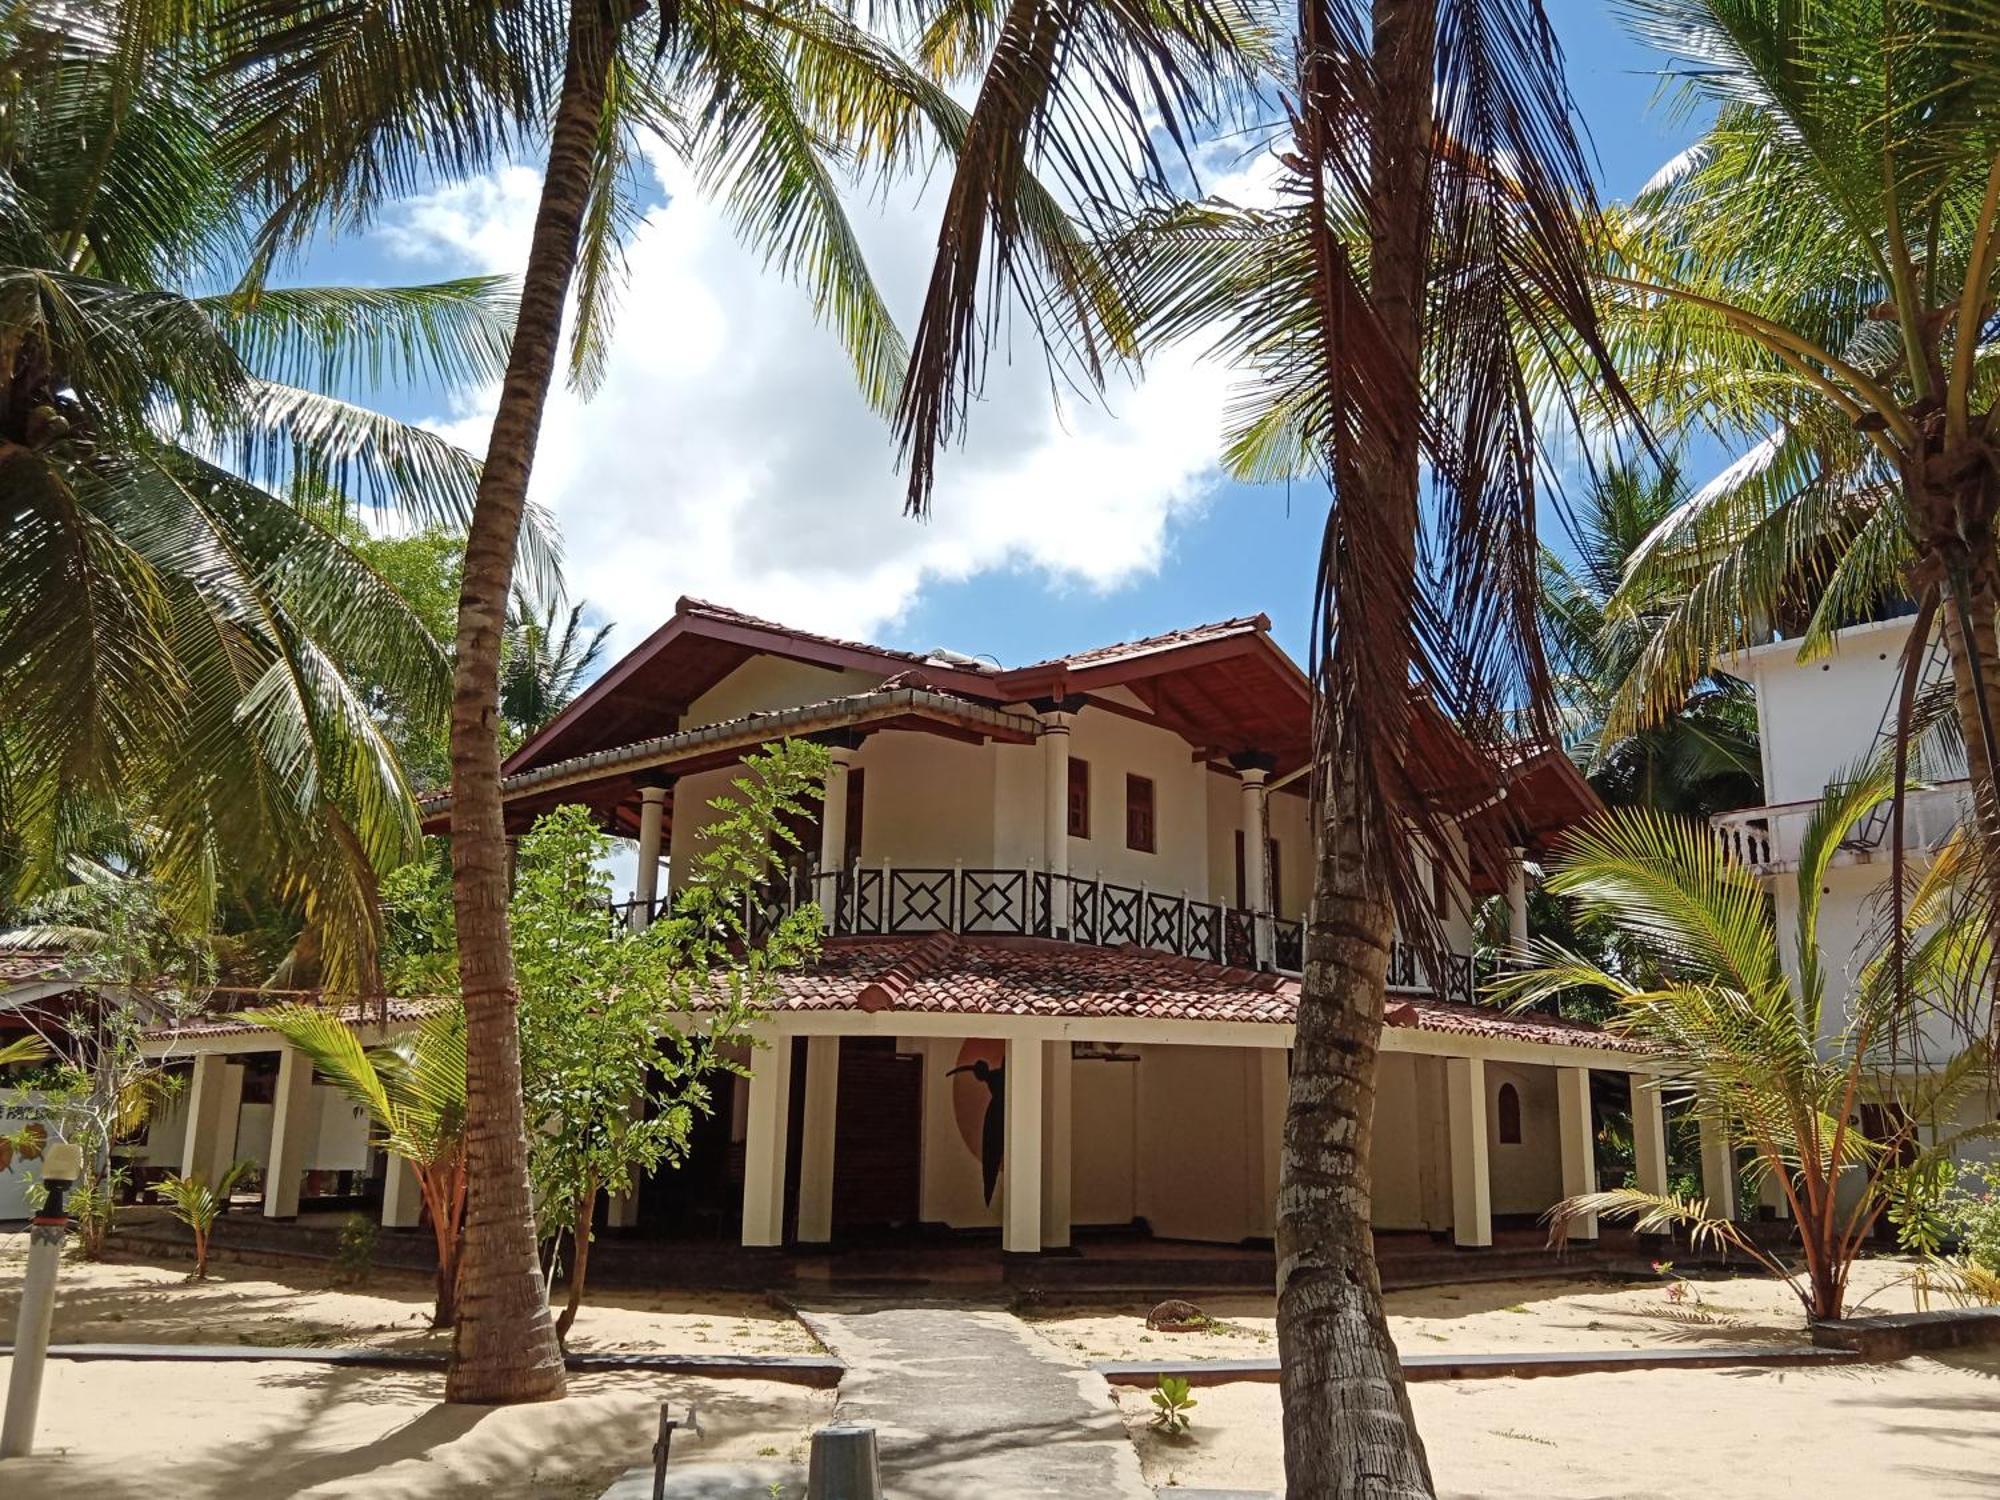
[381,154,1244,657]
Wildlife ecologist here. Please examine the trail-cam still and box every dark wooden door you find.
[832,1038,923,1231]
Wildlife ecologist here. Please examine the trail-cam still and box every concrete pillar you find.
[382,1154,423,1228]
[741,1031,795,1247]
[263,1046,319,1219]
[796,1035,841,1244]
[605,1095,645,1228]
[816,750,854,930]
[1631,1076,1669,1198]
[632,782,669,930]
[1506,847,1530,956]
[1041,712,1074,934]
[1555,1066,1598,1241]
[1002,1036,1044,1254]
[1258,1047,1288,1238]
[1446,1055,1492,1248]
[1699,1114,1738,1221]
[181,1054,244,1184]
[1240,766,1273,965]
[1040,1040,1072,1249]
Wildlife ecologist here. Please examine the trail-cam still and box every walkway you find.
[800,1305,1151,1500]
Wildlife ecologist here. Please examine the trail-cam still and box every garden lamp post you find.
[2,1139,82,1459]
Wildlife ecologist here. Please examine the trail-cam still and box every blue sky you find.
[317,5,1708,674]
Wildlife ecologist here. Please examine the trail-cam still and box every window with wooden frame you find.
[1496,1082,1523,1145]
[1125,774,1155,853]
[1067,758,1090,839]
[843,767,866,867]
[1266,838,1281,916]
[1233,830,1247,909]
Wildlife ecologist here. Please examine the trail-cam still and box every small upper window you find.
[1067,758,1090,839]
[1496,1082,1523,1145]
[1267,838,1281,916]
[1125,774,1156,853]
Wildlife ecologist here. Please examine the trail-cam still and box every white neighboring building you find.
[1713,614,1993,1152]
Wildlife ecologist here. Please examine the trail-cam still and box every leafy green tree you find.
[0,5,530,990]
[1496,761,1999,1320]
[244,1002,470,1326]
[512,739,826,1340]
[1584,0,2000,878]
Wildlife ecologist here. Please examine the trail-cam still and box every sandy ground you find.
[1029,1259,1942,1361]
[0,1356,832,1498]
[1119,1352,2000,1498]
[0,1242,820,1357]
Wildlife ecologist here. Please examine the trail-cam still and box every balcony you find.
[1712,779,1974,876]
[616,864,1481,1006]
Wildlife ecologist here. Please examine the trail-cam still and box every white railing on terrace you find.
[612,862,1487,1006]
[1712,780,1975,872]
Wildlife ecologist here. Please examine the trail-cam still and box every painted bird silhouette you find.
[947,1059,1005,1206]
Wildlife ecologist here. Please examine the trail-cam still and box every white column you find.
[1555,1066,1598,1241]
[1239,766,1273,965]
[1631,1076,1669,1198]
[1002,1036,1044,1254]
[740,1031,795,1247]
[1447,1055,1492,1248]
[181,1055,244,1184]
[1040,1040,1072,1249]
[1042,712,1074,934]
[263,1045,319,1218]
[1699,1115,1738,1221]
[382,1154,423,1229]
[796,1035,841,1244]
[1259,1047,1288,1237]
[632,782,669,930]
[1506,847,1530,955]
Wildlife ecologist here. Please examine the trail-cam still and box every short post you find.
[808,1423,883,1500]
[2,1140,83,1459]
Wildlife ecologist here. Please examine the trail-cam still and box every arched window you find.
[1496,1082,1523,1145]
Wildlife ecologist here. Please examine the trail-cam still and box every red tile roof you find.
[0,950,76,987]
[150,938,1642,1056]
[152,997,449,1040]
[1005,615,1271,676]
[677,597,948,670]
[762,934,1645,1051]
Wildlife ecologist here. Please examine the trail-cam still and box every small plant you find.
[1652,1259,1700,1308]
[333,1213,378,1287]
[1150,1375,1197,1437]
[158,1159,252,1279]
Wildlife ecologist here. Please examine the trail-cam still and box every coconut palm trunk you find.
[445,0,622,1405]
[1275,1,1434,1494]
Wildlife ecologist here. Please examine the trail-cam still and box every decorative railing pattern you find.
[613,864,1480,1005]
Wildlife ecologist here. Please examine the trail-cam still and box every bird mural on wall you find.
[947,1057,1006,1206]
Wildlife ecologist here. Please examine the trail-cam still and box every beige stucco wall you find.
[1131,1043,1265,1242]
[682,655,885,731]
[1487,1062,1562,1216]
[848,729,999,870]
[1060,706,1213,897]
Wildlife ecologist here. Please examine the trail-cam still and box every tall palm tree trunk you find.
[1276,1,1434,1494]
[1936,545,2000,873]
[445,0,620,1406]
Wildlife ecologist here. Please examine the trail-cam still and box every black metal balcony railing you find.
[614,864,1480,1006]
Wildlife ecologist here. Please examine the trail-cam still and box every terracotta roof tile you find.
[1005,615,1270,676]
[152,997,448,1041]
[0,950,76,987]
[678,597,961,671]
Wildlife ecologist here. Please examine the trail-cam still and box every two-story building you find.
[155,599,1680,1271]
[1711,612,1995,1177]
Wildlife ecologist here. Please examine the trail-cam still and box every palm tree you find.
[1583,0,2000,880]
[1540,459,1762,819]
[244,1001,470,1326]
[500,589,613,741]
[158,1159,255,1279]
[216,0,1190,1402]
[1495,763,1998,1321]
[0,4,528,990]
[908,1,1635,1486]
